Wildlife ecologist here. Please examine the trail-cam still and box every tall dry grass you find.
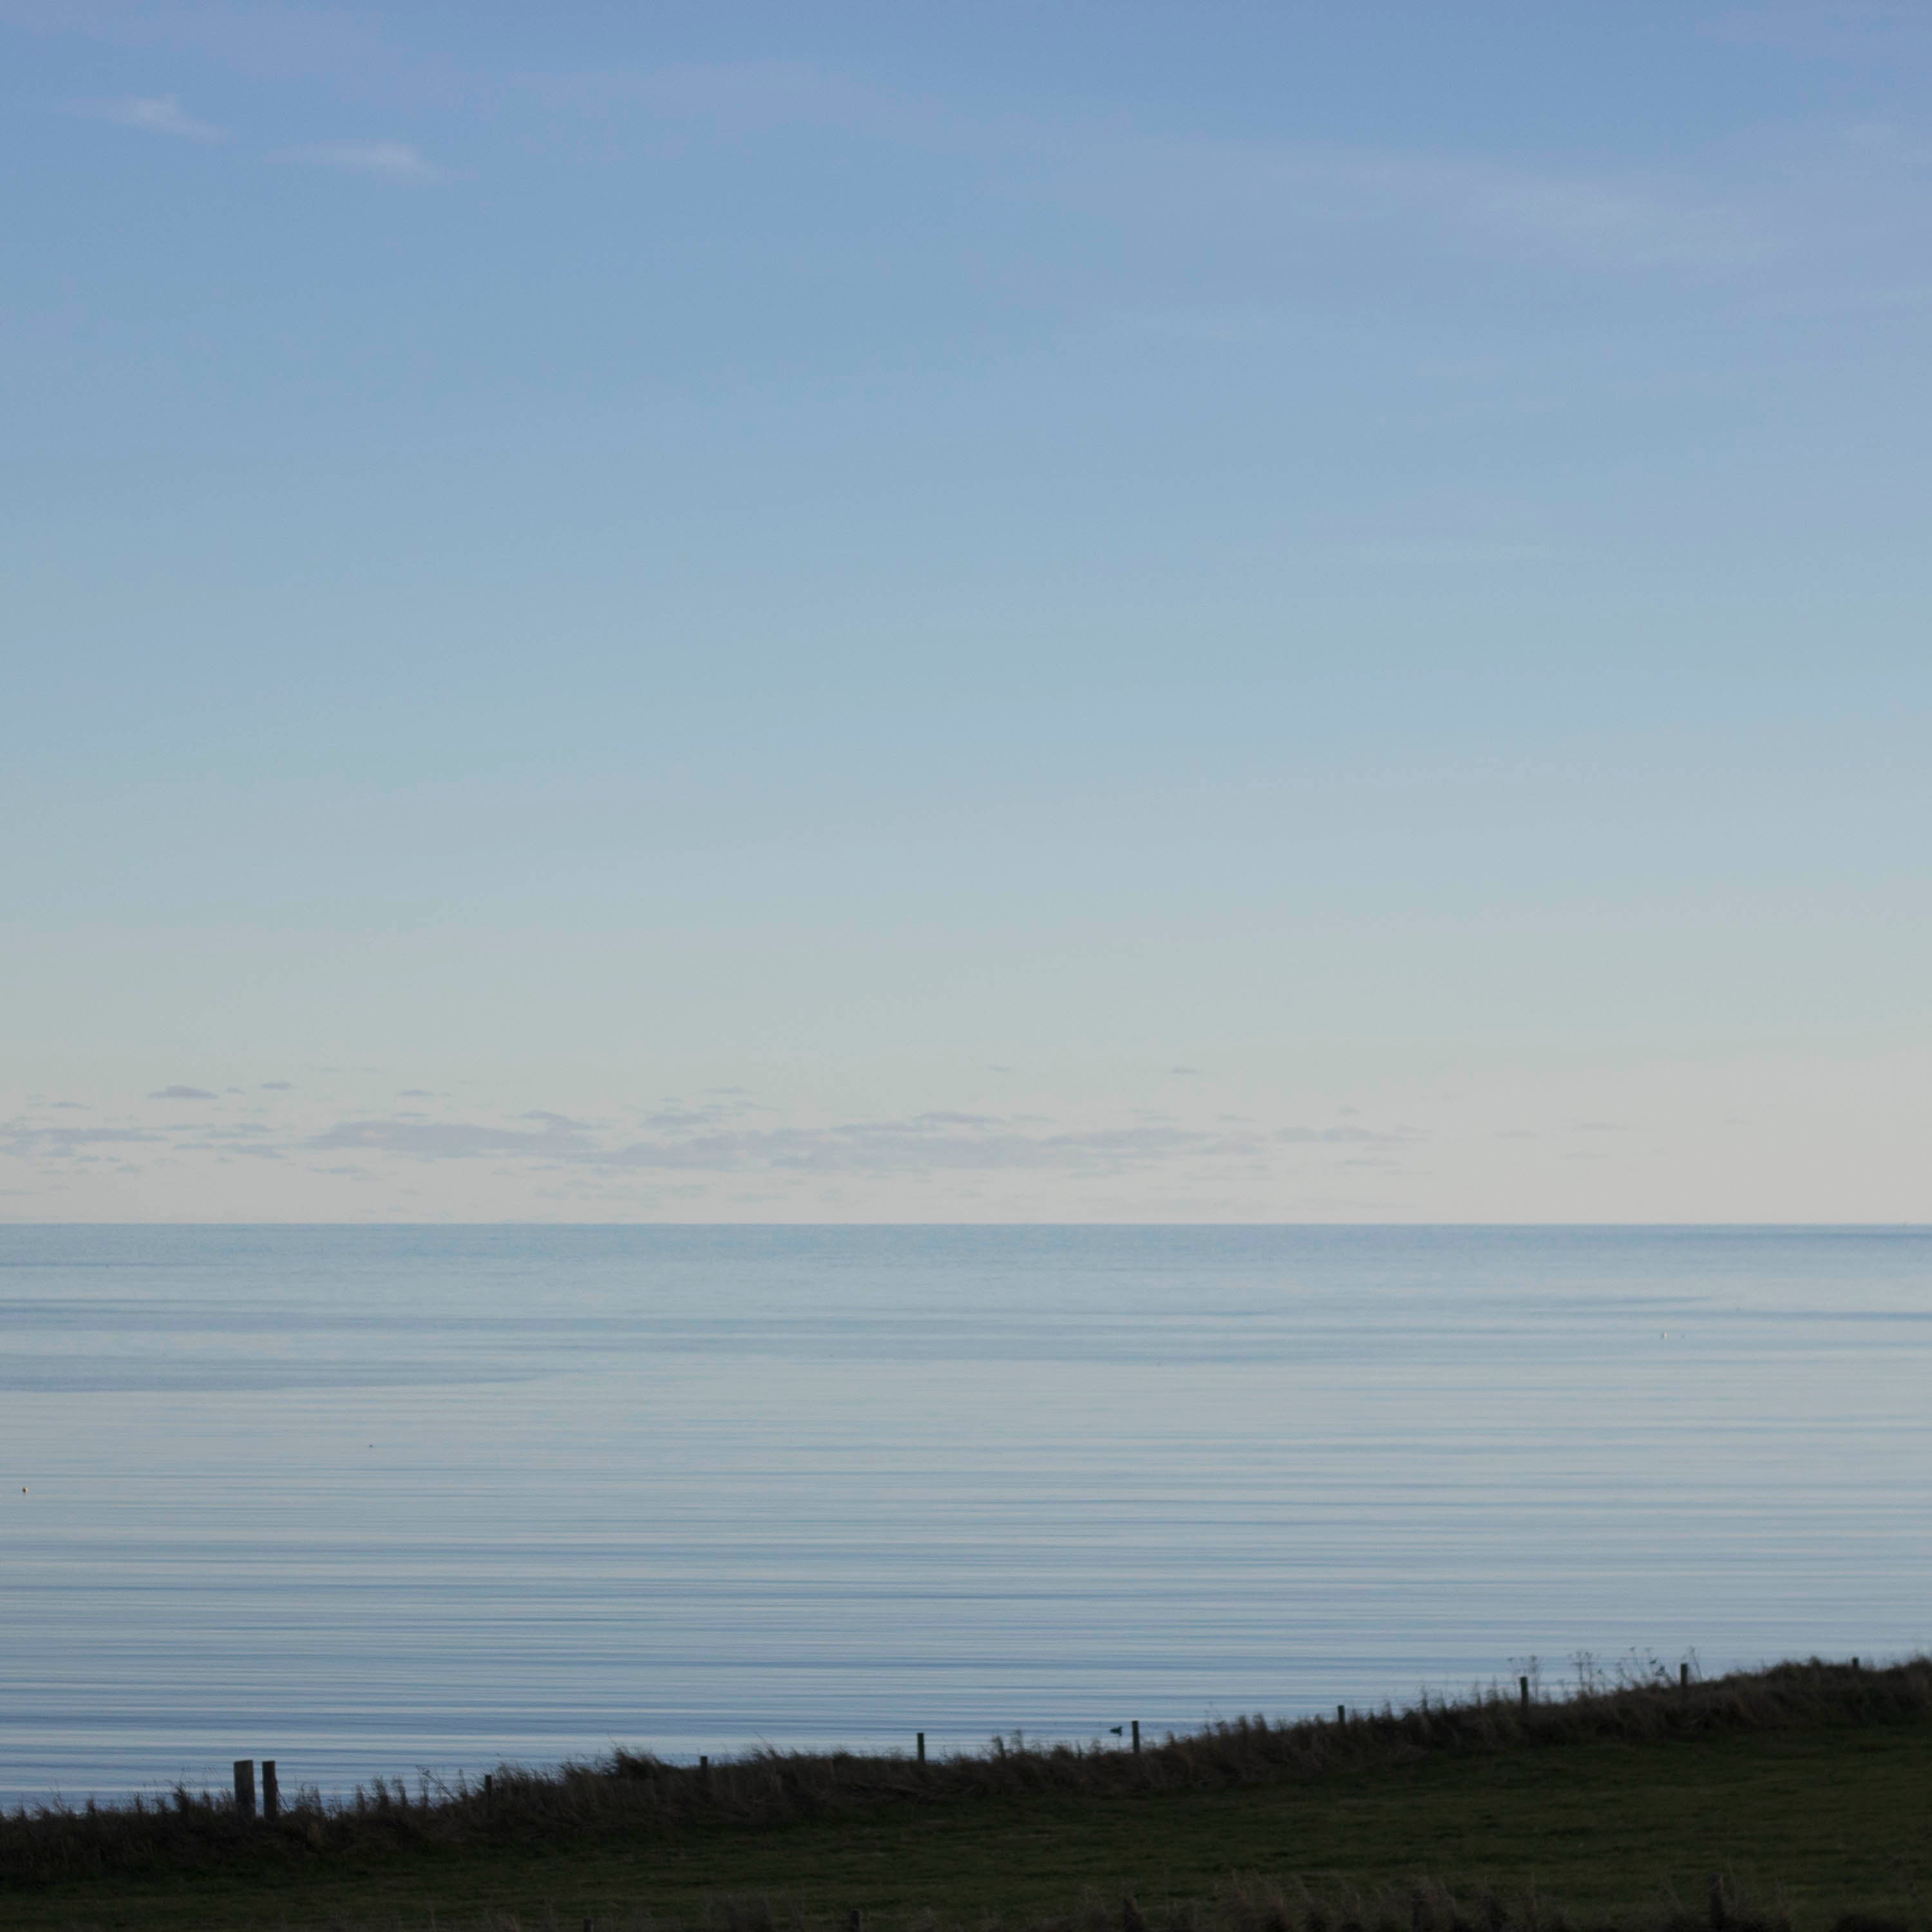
[3,1654,1926,1886]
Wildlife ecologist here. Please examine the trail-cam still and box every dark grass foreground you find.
[214,1878,1918,1932]
[3,1655,1926,1888]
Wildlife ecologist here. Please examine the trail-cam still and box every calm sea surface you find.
[1,1225,1927,1805]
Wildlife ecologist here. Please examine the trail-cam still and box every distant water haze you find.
[1,1224,1926,1806]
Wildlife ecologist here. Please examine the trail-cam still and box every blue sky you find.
[5,1,1930,1220]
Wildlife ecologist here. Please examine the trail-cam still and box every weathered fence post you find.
[916,1732,925,1765]
[1519,1676,1530,1712]
[261,1761,279,1821]
[1131,1720,1141,1755]
[233,1759,256,1820]
[484,1773,493,1810]
[1337,1704,1346,1724]
[1680,1662,1689,1689]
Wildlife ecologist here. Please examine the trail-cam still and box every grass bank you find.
[4,1658,1929,1932]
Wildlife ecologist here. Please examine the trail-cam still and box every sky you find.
[4,0,1931,1222]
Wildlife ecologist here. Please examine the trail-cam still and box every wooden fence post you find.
[261,1761,279,1821]
[916,1732,925,1765]
[233,1760,256,1820]
[1131,1720,1141,1755]
[1519,1676,1530,1711]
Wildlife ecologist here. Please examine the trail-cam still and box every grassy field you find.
[6,1664,1931,1932]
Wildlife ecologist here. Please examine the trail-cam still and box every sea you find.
[1,1224,1927,1807]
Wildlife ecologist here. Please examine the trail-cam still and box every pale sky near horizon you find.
[5,1,1931,1222]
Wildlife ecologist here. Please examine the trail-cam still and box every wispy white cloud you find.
[3,0,399,86]
[0,1086,1418,1206]
[528,57,1768,278]
[13,24,1848,285]
[308,1115,589,1160]
[1057,133,1775,280]
[0,1118,159,1155]
[65,93,225,140]
[303,1108,1415,1179]
[269,138,450,182]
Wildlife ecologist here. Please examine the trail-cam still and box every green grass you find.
[8,1667,1932,1932]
